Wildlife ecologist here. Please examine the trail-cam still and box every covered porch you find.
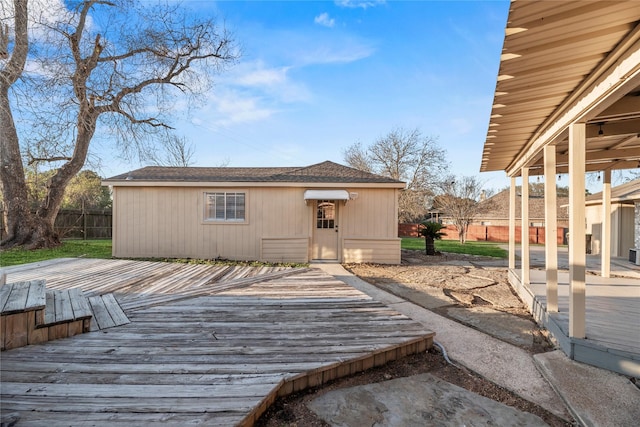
[509,246,640,376]
[481,1,640,376]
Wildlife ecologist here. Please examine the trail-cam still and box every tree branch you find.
[0,0,28,86]
[28,156,73,166]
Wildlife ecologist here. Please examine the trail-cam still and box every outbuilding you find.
[584,179,640,257]
[103,161,404,264]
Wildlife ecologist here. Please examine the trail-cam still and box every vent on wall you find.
[629,249,640,265]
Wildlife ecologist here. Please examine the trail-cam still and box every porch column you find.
[601,170,611,278]
[509,177,516,270]
[543,145,558,312]
[568,123,586,339]
[521,167,530,286]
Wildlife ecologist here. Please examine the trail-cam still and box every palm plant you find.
[418,221,445,256]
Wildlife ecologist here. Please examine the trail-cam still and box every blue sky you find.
[11,0,504,191]
[94,0,512,190]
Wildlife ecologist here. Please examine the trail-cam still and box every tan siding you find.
[618,205,635,257]
[261,238,309,263]
[342,238,401,264]
[341,188,398,239]
[113,186,313,261]
[113,185,399,263]
[585,203,635,257]
[585,204,603,255]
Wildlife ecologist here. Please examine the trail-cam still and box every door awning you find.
[304,190,350,201]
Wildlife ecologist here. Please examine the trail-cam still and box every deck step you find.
[0,280,46,315]
[1,281,47,350]
[38,289,93,340]
[1,282,96,350]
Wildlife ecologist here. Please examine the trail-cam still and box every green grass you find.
[0,239,113,267]
[402,238,508,258]
[0,239,306,268]
[1,237,507,267]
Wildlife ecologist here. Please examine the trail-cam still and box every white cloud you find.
[294,40,375,66]
[191,88,277,128]
[234,65,289,87]
[223,60,312,103]
[335,0,386,9]
[314,12,335,28]
[213,94,276,126]
[0,0,81,40]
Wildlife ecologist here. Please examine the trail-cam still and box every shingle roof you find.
[479,189,569,221]
[104,161,404,185]
[586,179,640,205]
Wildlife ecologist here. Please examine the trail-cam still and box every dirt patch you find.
[256,250,568,426]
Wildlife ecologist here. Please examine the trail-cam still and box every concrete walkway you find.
[312,262,640,426]
[508,244,640,279]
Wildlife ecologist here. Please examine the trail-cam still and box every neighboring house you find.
[585,179,640,257]
[470,189,569,228]
[102,161,405,264]
[423,190,569,244]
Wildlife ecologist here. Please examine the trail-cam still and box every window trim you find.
[203,191,248,224]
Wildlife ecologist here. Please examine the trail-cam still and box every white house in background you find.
[103,161,404,264]
[585,179,640,257]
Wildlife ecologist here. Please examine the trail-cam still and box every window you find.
[316,200,335,229]
[205,192,245,222]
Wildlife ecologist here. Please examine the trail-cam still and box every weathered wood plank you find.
[0,259,437,426]
[26,311,48,346]
[24,280,46,312]
[1,282,31,314]
[0,396,260,414]
[88,295,117,330]
[0,284,13,312]
[69,288,92,319]
[56,290,73,323]
[10,411,245,427]
[0,371,285,386]
[0,312,5,350]
[47,323,68,341]
[101,293,129,326]
[2,312,29,349]
[3,382,278,399]
[43,291,55,325]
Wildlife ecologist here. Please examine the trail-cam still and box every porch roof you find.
[481,1,640,177]
[585,178,640,205]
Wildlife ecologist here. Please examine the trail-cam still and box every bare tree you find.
[343,127,449,222]
[343,142,372,173]
[0,0,238,249]
[147,135,195,167]
[434,176,489,244]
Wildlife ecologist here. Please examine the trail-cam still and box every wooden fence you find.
[399,223,569,245]
[0,209,112,240]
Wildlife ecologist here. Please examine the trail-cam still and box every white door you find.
[312,200,339,260]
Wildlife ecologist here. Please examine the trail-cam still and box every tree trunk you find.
[457,225,466,245]
[1,83,58,249]
[425,236,436,256]
[0,0,96,250]
[0,0,57,249]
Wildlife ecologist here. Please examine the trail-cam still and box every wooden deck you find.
[1,259,434,426]
[509,268,640,377]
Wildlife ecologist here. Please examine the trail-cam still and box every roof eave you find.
[102,180,406,189]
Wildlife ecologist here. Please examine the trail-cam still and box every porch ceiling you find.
[481,1,640,177]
